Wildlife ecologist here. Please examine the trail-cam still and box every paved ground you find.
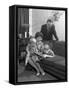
[18,63,57,82]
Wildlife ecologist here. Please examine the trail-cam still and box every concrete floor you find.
[17,62,57,82]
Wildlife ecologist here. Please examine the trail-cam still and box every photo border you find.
[14,5,67,85]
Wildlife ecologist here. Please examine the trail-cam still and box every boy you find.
[43,44,55,57]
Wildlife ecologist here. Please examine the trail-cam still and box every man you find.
[40,19,58,41]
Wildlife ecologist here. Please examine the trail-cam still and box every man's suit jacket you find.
[40,24,58,41]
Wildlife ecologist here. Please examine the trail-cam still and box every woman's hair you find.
[35,32,43,39]
[47,19,53,23]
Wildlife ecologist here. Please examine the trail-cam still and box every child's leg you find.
[35,62,45,75]
[28,58,40,74]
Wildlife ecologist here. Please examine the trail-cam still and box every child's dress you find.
[25,42,39,65]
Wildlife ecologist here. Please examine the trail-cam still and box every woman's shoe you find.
[36,72,40,76]
[42,72,45,76]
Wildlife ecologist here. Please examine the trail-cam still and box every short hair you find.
[35,32,43,39]
[47,19,52,23]
[29,36,35,42]
[44,41,53,49]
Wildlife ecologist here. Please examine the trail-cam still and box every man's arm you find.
[53,25,59,40]
[40,25,43,34]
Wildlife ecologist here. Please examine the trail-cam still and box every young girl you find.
[25,37,45,76]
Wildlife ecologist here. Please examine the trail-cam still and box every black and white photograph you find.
[9,5,67,84]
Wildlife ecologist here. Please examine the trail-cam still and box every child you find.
[43,44,55,58]
[25,37,45,76]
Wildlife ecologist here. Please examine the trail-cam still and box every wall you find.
[54,12,65,41]
[32,9,51,36]
[31,9,65,41]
